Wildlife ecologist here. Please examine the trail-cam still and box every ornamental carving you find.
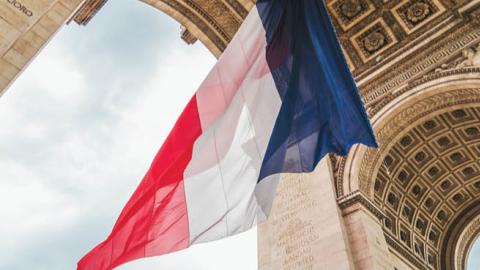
[329,0,374,31]
[455,216,480,270]
[360,26,480,105]
[358,87,480,196]
[405,2,431,24]
[352,19,397,61]
[395,0,441,29]
[364,32,387,53]
[73,0,464,76]
[373,106,480,268]
[340,0,363,19]
[458,44,480,68]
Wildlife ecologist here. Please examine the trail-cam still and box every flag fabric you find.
[78,0,377,269]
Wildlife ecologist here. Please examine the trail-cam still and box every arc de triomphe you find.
[1,0,480,269]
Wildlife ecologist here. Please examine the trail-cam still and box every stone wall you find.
[0,0,84,96]
[258,158,354,270]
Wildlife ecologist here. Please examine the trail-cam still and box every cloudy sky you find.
[0,1,256,269]
[0,1,479,270]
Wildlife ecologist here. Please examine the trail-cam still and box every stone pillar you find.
[339,194,394,270]
[0,0,84,95]
[258,158,354,270]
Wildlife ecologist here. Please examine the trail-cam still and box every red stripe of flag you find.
[78,96,203,270]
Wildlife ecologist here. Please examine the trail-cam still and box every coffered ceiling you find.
[374,107,480,269]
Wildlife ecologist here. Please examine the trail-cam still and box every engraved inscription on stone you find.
[0,0,56,33]
[261,175,320,270]
[259,158,352,270]
[270,175,318,270]
[5,0,33,17]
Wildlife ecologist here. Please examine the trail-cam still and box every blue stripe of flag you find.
[256,0,377,182]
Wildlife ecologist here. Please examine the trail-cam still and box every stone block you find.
[3,47,28,69]
[0,0,57,32]
[0,58,20,80]
[52,1,72,18]
[0,17,21,55]
[60,0,84,10]
[38,14,61,34]
[258,158,354,270]
[0,74,10,92]
[31,23,51,40]
[22,30,46,48]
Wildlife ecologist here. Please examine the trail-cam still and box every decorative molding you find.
[369,66,480,117]
[334,156,348,197]
[385,234,430,270]
[351,18,398,62]
[72,0,108,25]
[440,202,480,270]
[371,105,480,268]
[455,216,480,270]
[359,87,480,195]
[360,24,480,105]
[338,190,386,220]
[392,0,446,34]
[328,0,375,31]
[223,0,248,19]
[181,26,198,44]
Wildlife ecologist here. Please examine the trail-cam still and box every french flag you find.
[78,0,377,269]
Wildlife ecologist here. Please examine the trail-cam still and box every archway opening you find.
[467,237,480,269]
[339,72,480,269]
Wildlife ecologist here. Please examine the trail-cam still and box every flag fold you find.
[78,1,377,269]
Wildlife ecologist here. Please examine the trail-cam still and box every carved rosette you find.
[328,0,375,31]
[363,31,386,53]
[399,0,437,27]
[340,0,363,19]
[406,2,431,24]
[352,19,397,62]
[392,0,445,34]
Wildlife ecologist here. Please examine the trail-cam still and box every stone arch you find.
[340,68,480,198]
[442,206,480,270]
[461,224,480,270]
[339,67,480,269]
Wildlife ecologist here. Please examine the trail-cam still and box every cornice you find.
[338,191,386,220]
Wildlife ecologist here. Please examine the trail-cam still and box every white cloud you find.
[0,1,257,270]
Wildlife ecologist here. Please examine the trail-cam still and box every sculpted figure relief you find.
[458,44,480,67]
[434,44,480,72]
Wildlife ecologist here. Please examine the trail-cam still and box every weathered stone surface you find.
[0,0,84,96]
[258,159,353,270]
